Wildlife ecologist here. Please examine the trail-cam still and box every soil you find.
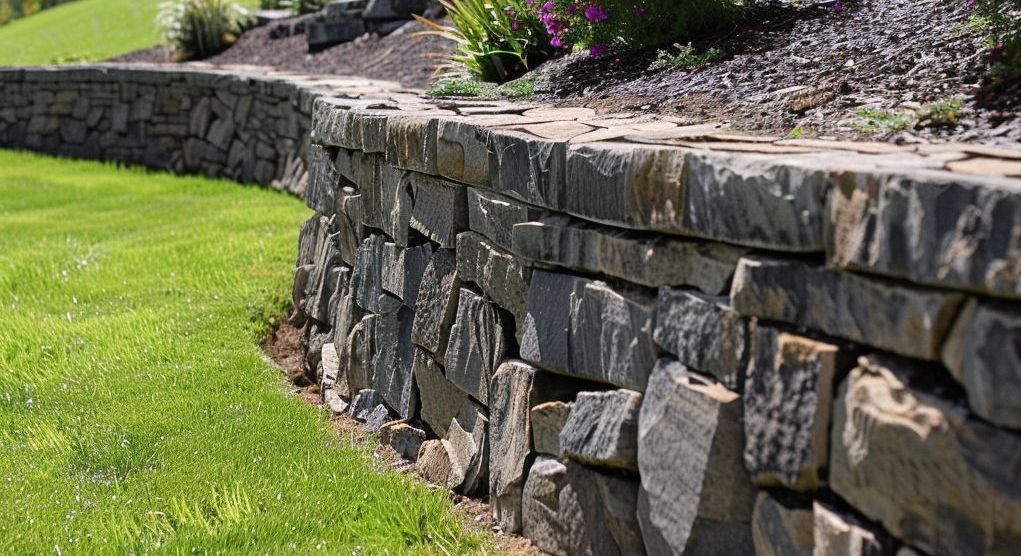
[261,320,541,556]
[529,0,1021,143]
[111,18,450,90]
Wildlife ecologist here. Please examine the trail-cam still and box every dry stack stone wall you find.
[3,63,1021,556]
[296,97,1021,555]
[0,64,405,193]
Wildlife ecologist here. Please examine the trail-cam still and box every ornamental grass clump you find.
[157,0,252,60]
[416,0,554,83]
[529,0,744,57]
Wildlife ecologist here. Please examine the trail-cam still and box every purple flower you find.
[589,43,607,57]
[634,5,647,18]
[551,36,563,47]
[834,0,842,11]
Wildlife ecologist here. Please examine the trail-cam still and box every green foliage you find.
[417,0,553,83]
[0,0,77,26]
[0,150,490,553]
[157,0,253,59]
[427,73,535,98]
[848,108,909,134]
[917,98,964,127]
[260,0,325,13]
[972,0,1021,80]
[648,42,723,71]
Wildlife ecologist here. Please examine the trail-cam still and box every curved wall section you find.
[0,64,404,193]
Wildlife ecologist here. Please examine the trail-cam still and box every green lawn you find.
[0,0,261,66]
[0,150,487,553]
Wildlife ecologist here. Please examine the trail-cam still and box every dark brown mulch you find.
[528,0,1020,142]
[110,18,452,89]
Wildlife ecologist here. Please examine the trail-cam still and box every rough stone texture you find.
[827,170,1021,299]
[336,193,364,266]
[306,144,340,216]
[362,404,393,433]
[386,114,438,175]
[467,187,541,253]
[349,389,384,421]
[522,456,646,556]
[409,173,469,247]
[488,360,537,533]
[653,288,749,391]
[513,214,745,293]
[380,242,432,309]
[351,234,387,313]
[522,270,657,391]
[412,348,467,438]
[564,143,828,251]
[941,298,1021,429]
[417,439,464,489]
[752,493,813,556]
[320,342,342,391]
[531,401,573,456]
[731,256,965,361]
[411,249,461,357]
[371,297,418,419]
[489,129,565,209]
[743,328,848,491]
[559,390,642,471]
[374,164,414,246]
[443,289,513,407]
[830,355,1021,556]
[813,501,894,556]
[324,389,350,416]
[437,119,490,186]
[638,358,756,555]
[446,403,489,496]
[456,232,531,337]
[344,316,375,393]
[379,421,427,461]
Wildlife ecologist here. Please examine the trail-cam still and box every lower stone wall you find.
[296,99,1021,555]
[0,64,405,193]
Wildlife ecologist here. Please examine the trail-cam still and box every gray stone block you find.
[409,173,468,248]
[443,289,513,406]
[653,288,749,391]
[372,164,413,246]
[363,0,430,19]
[522,456,645,556]
[559,390,641,471]
[371,298,417,419]
[381,242,432,309]
[731,256,965,361]
[813,501,894,556]
[638,359,756,555]
[335,193,363,266]
[307,19,366,50]
[467,187,541,253]
[411,249,461,357]
[456,232,531,339]
[830,355,1021,556]
[349,388,384,421]
[752,493,813,556]
[386,114,438,175]
[437,119,490,186]
[351,234,387,313]
[522,270,657,391]
[412,348,467,438]
[362,404,393,433]
[306,144,339,216]
[941,298,1021,429]
[513,214,745,293]
[531,401,572,456]
[379,421,427,461]
[488,129,565,209]
[343,315,374,393]
[828,170,1021,299]
[446,403,489,496]
[743,328,848,491]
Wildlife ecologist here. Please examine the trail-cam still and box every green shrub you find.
[0,0,78,25]
[972,0,1021,80]
[157,0,253,59]
[417,0,553,83]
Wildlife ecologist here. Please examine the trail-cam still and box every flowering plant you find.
[526,0,743,57]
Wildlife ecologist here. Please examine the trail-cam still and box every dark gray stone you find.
[351,233,387,313]
[638,359,756,556]
[488,129,565,209]
[411,249,461,357]
[522,456,645,556]
[456,232,531,339]
[752,493,813,556]
[467,187,541,252]
[560,390,642,471]
[522,270,657,391]
[381,242,432,309]
[443,288,513,406]
[653,288,749,391]
[941,298,1021,429]
[306,144,339,216]
[513,215,745,293]
[731,256,965,361]
[371,298,417,419]
[412,347,467,438]
[437,119,490,186]
[386,114,438,175]
[379,421,427,461]
[349,388,384,421]
[409,173,468,248]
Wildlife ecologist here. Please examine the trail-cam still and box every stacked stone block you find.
[295,100,1021,556]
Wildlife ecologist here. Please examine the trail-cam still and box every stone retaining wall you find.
[0,64,405,193]
[297,97,1021,555]
[3,63,1021,556]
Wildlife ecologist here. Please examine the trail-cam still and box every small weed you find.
[427,78,486,97]
[848,108,909,134]
[916,98,964,127]
[499,78,535,98]
[785,125,804,139]
[649,43,723,71]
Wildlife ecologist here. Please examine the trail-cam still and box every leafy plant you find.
[531,0,744,57]
[648,42,722,70]
[970,0,1021,82]
[848,108,909,134]
[157,0,253,60]
[416,0,553,83]
[916,98,964,127]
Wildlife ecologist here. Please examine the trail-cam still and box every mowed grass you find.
[0,0,261,66]
[0,150,488,554]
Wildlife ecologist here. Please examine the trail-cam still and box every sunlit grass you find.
[0,150,488,553]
